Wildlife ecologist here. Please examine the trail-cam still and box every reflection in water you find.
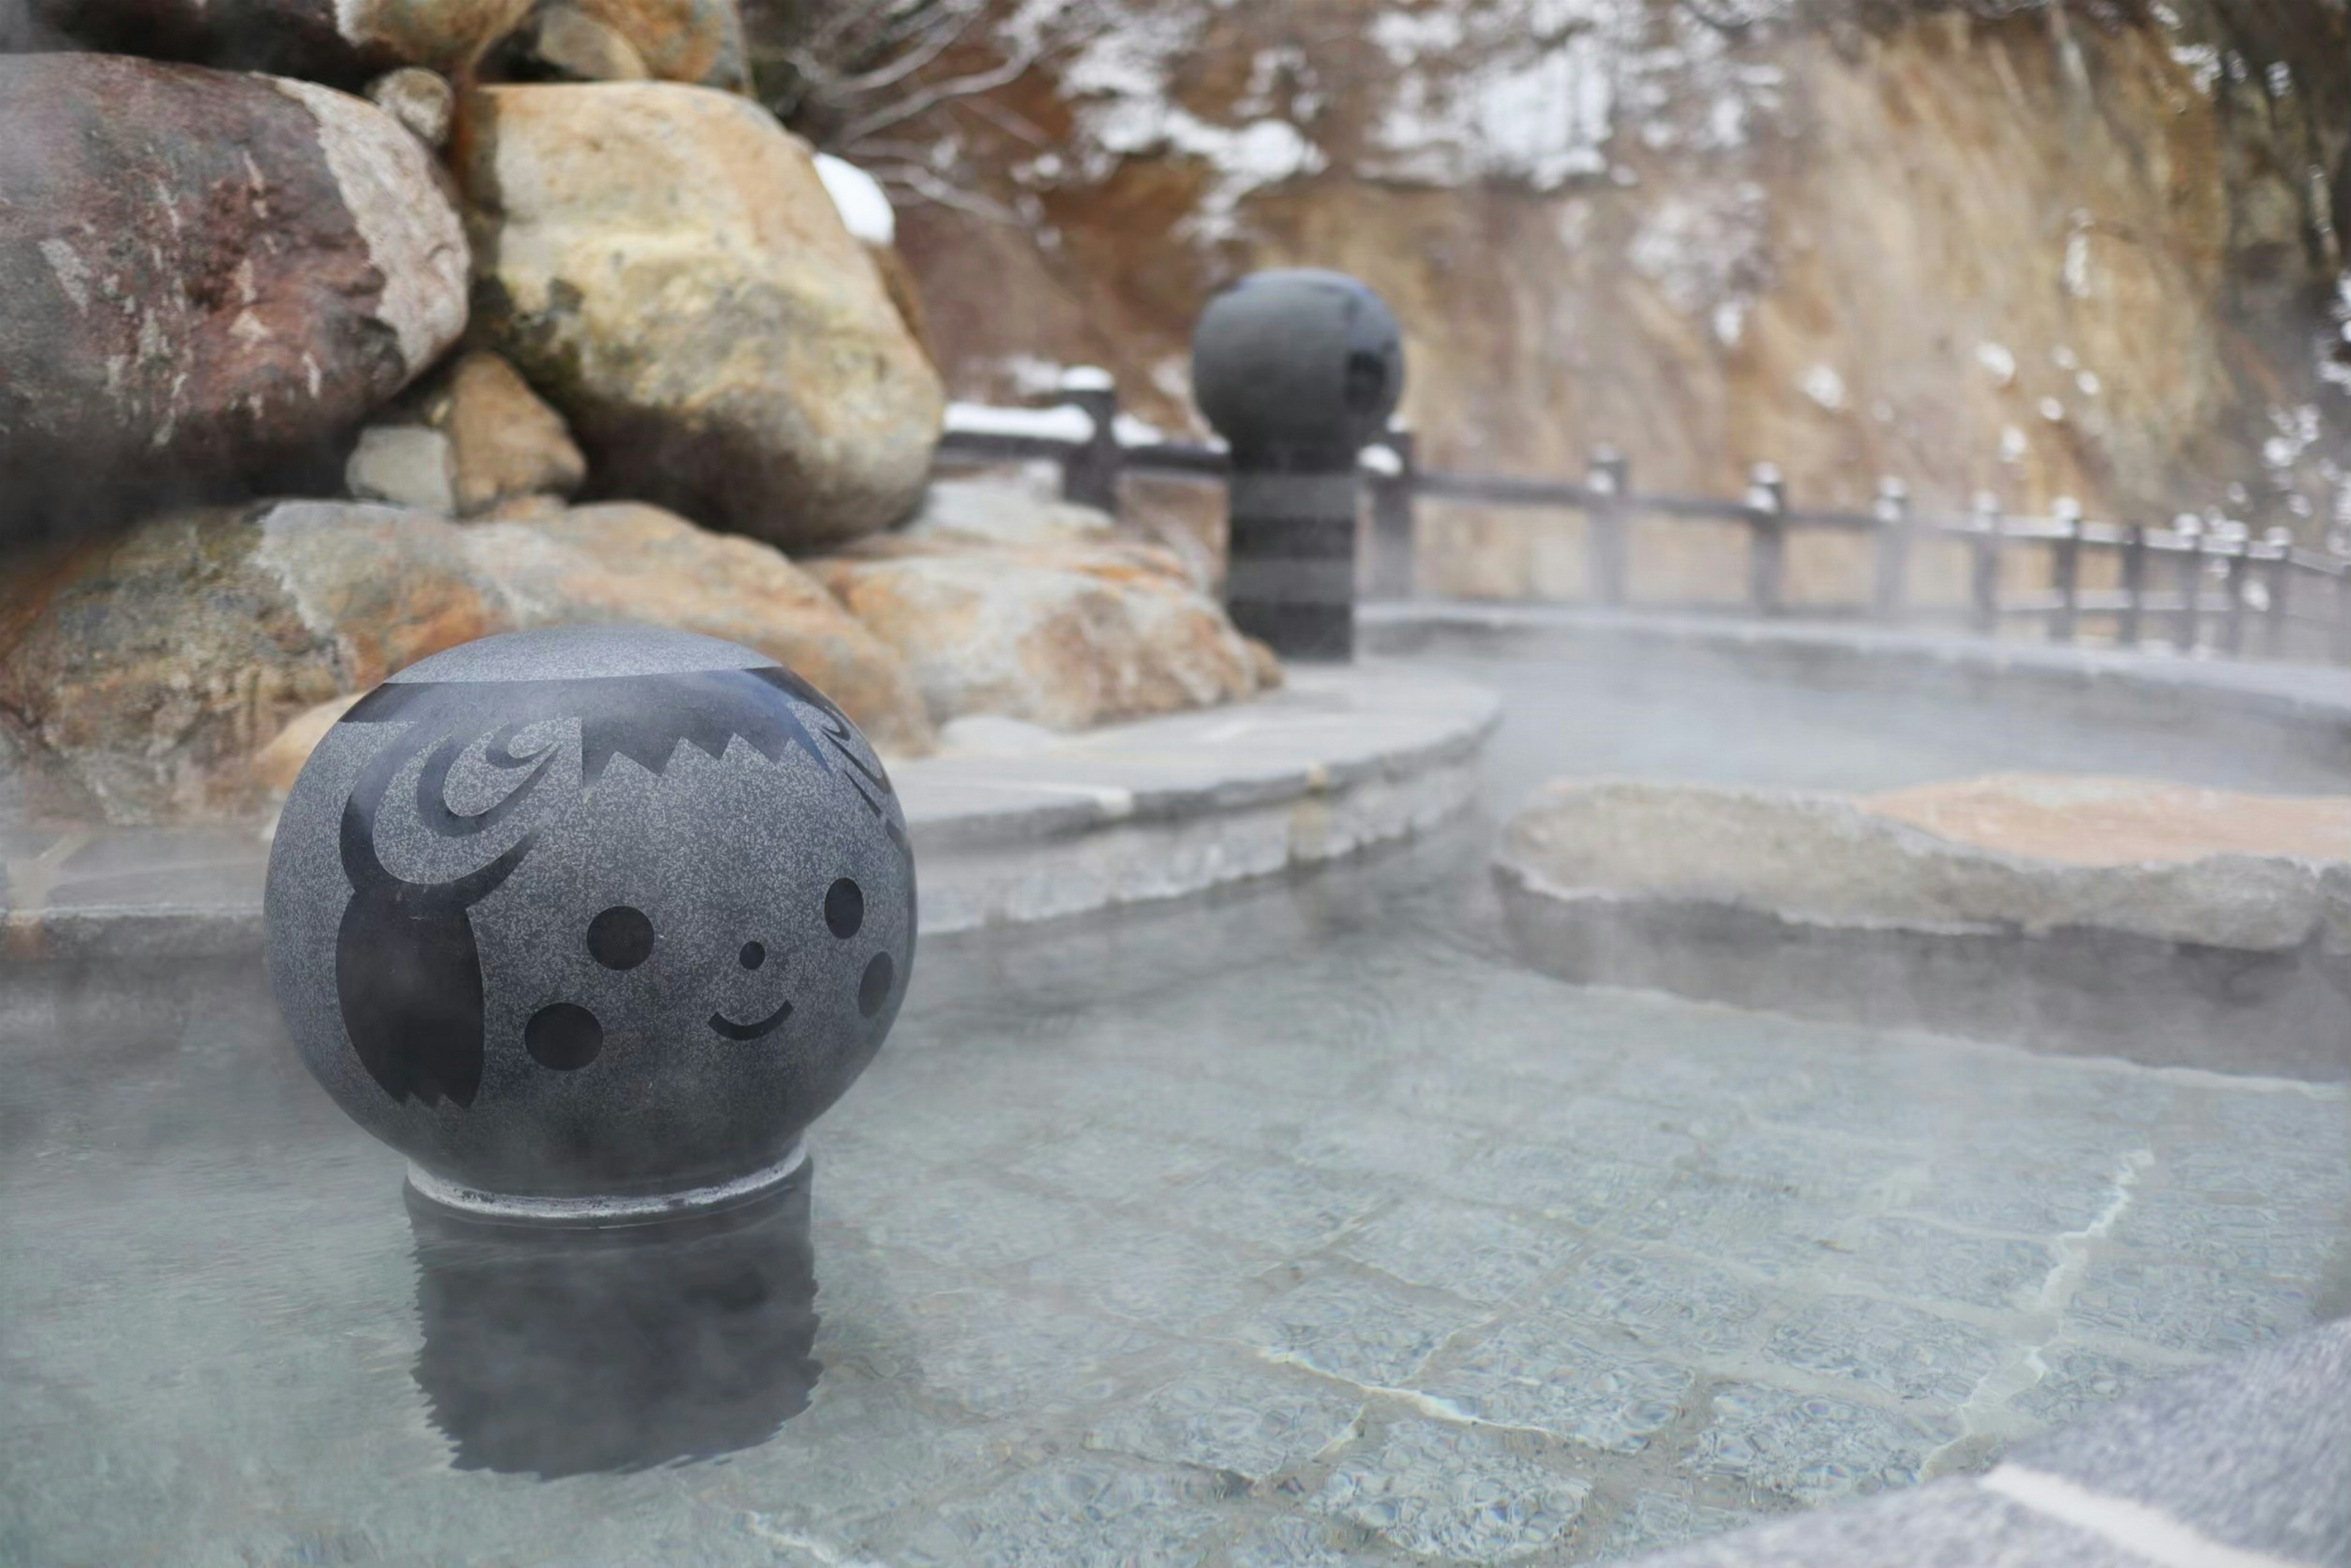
[408,1163,820,1478]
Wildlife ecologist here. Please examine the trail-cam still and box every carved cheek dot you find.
[587,905,654,970]
[740,940,766,970]
[858,952,894,1018]
[525,1002,604,1070]
[825,878,864,939]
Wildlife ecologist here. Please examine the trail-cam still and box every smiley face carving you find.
[264,626,915,1201]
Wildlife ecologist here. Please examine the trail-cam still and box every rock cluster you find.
[812,480,1276,732]
[0,10,1275,824]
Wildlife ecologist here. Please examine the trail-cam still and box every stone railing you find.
[936,371,2351,667]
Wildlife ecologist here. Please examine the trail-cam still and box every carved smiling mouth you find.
[709,999,793,1041]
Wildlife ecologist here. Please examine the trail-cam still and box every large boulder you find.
[461,82,942,551]
[0,500,930,822]
[805,479,1274,732]
[0,56,468,534]
[26,0,534,84]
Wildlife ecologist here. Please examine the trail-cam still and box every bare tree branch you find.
[838,42,1039,148]
[868,163,1026,223]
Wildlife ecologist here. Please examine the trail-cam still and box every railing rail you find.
[934,377,2351,666]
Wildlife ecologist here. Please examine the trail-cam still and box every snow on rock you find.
[944,401,1096,443]
[815,152,896,245]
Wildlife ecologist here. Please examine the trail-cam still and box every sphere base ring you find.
[403,1142,809,1231]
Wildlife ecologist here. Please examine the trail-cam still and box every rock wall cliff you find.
[757,0,2350,599]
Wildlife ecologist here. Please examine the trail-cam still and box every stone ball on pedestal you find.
[1190,268,1405,461]
[264,624,914,1222]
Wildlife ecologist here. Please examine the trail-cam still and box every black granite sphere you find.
[264,625,914,1220]
[1191,269,1404,460]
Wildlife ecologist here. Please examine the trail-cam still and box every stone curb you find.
[0,664,1499,963]
[1364,601,2351,770]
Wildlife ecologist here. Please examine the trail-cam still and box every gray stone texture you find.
[2009,1318,2351,1567]
[264,626,914,1199]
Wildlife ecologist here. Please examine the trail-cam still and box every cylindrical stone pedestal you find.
[1225,460,1365,660]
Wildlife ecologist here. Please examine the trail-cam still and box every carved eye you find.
[740,941,766,970]
[825,878,863,939]
[587,905,654,969]
[858,953,894,1018]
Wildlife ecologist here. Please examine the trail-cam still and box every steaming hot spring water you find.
[2,627,2344,1566]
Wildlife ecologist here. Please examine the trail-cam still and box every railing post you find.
[2262,527,2294,659]
[2217,519,2251,656]
[1969,491,2003,636]
[2118,522,2147,647]
[1056,367,1121,517]
[2047,495,2083,643]
[1586,447,1630,609]
[1745,462,1786,615]
[2172,514,2203,651]
[1871,476,1910,622]
[2333,555,2351,666]
[1365,425,1417,599]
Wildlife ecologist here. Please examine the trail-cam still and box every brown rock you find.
[462,82,942,551]
[864,239,935,367]
[345,423,457,511]
[431,351,588,514]
[565,0,746,89]
[0,57,468,536]
[1858,775,2351,868]
[0,498,929,821]
[1498,777,2351,953]
[806,479,1268,731]
[0,501,502,821]
[516,2,653,80]
[253,692,366,797]
[366,67,456,148]
[467,503,934,754]
[29,0,535,84]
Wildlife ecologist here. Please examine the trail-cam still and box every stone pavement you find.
[1622,1319,2350,1567]
[6,825,2344,1565]
[0,664,1496,962]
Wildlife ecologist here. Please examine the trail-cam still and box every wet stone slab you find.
[1,867,2345,1567]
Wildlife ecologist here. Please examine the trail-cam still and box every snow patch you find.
[945,401,1095,443]
[814,153,896,246]
[1800,364,1846,411]
[1977,342,2017,387]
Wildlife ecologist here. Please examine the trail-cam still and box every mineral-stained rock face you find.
[30,0,536,84]
[805,479,1270,732]
[0,503,500,820]
[0,57,469,536]
[0,499,929,822]
[781,0,2351,590]
[462,83,943,551]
